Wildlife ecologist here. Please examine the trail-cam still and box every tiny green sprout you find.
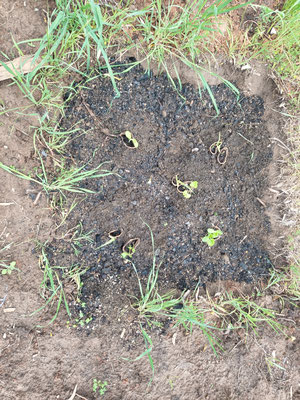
[121,245,136,259]
[121,238,140,260]
[202,228,223,247]
[1,261,19,275]
[172,176,198,199]
[93,379,108,396]
[189,181,198,189]
[123,131,139,148]
[182,190,191,199]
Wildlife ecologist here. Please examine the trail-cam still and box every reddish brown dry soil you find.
[0,1,299,400]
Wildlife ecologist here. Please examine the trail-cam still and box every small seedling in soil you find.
[72,310,93,328]
[172,175,198,199]
[92,379,108,396]
[121,238,140,260]
[202,228,223,247]
[120,130,139,148]
[0,261,19,275]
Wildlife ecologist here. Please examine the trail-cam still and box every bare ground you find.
[0,1,299,400]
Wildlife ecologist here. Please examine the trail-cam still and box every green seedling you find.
[121,245,136,259]
[202,228,223,247]
[172,176,198,199]
[121,238,140,260]
[121,130,139,148]
[1,261,19,275]
[73,310,93,328]
[93,379,108,396]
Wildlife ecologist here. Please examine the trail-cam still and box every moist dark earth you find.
[48,62,274,317]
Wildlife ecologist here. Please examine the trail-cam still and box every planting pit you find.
[49,62,276,317]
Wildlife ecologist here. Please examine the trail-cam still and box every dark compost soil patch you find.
[49,62,274,317]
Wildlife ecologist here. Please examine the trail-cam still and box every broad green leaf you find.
[190,181,198,189]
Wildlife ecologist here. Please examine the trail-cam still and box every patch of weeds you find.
[202,228,223,247]
[119,0,249,112]
[0,261,19,276]
[227,0,300,108]
[5,0,251,116]
[126,222,222,383]
[72,309,93,328]
[172,175,198,199]
[92,379,108,396]
[0,238,18,276]
[251,0,300,95]
[67,222,94,256]
[30,246,86,326]
[208,291,284,335]
[0,160,116,195]
[173,300,223,355]
[264,265,300,307]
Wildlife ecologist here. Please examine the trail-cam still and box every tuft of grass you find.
[251,2,299,86]
[130,222,183,326]
[265,265,300,307]
[127,222,224,382]
[29,246,86,327]
[4,0,251,114]
[226,0,300,108]
[173,300,223,355]
[0,160,116,195]
[208,291,285,335]
[34,117,83,155]
[123,0,249,111]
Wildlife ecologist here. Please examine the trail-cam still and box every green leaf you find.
[182,190,191,199]
[207,238,215,247]
[132,138,139,148]
[124,130,133,140]
[1,269,8,275]
[190,181,198,189]
[202,236,209,243]
[207,228,216,234]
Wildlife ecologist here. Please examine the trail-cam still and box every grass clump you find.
[0,160,115,195]
[3,0,251,113]
[227,0,300,108]
[208,291,284,335]
[251,1,300,82]
[127,223,223,382]
[30,246,86,327]
[265,264,300,307]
